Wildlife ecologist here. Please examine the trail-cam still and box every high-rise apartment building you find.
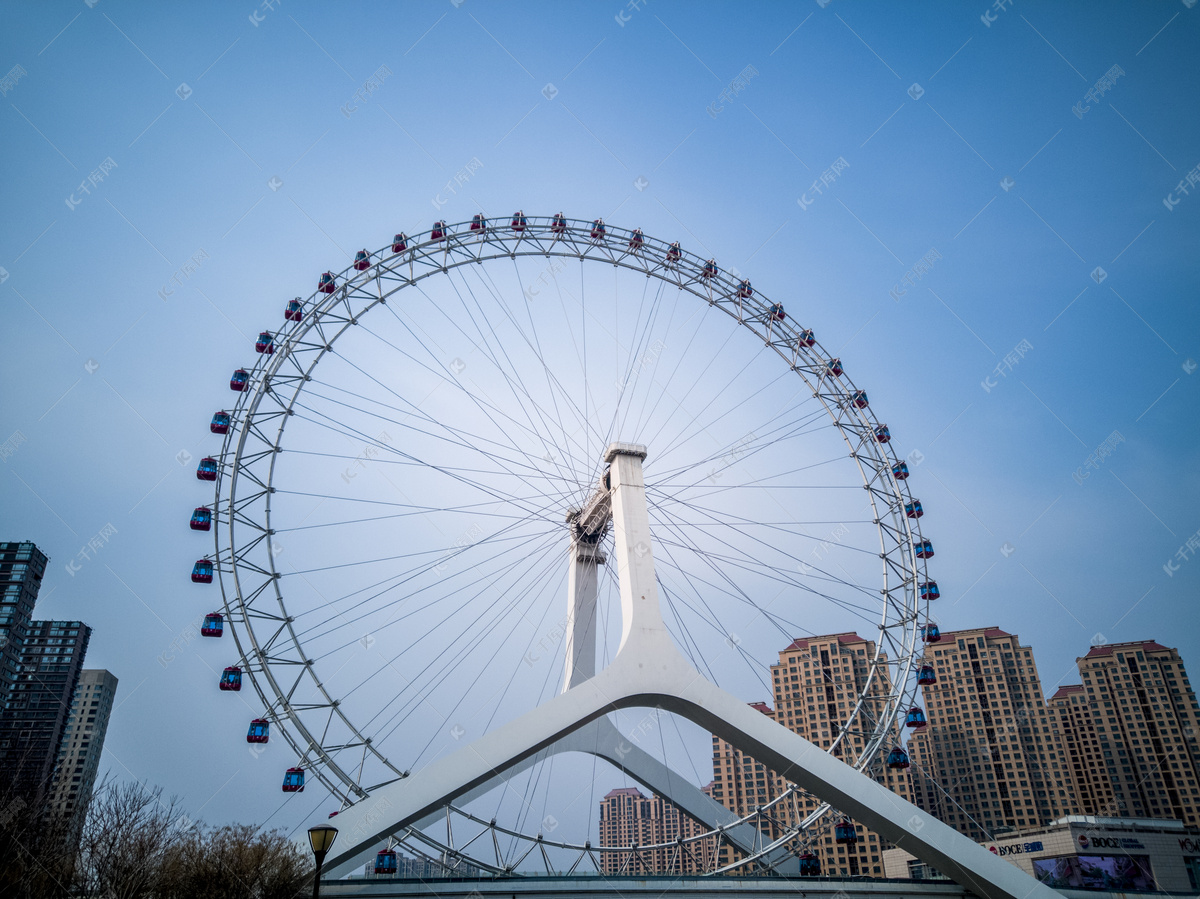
[906,626,1062,839]
[50,669,118,821]
[0,542,95,810]
[712,633,909,876]
[1046,684,1116,817]
[1065,641,1200,825]
[597,785,717,874]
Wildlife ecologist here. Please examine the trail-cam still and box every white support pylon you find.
[320,445,1059,899]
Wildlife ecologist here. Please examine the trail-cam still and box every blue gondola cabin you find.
[590,219,606,239]
[920,581,939,601]
[768,303,786,322]
[628,229,644,251]
[917,664,936,686]
[197,458,218,481]
[219,666,242,691]
[906,706,928,729]
[511,212,527,232]
[318,272,336,294]
[470,214,487,232]
[282,767,305,792]
[353,250,370,271]
[201,612,223,637]
[874,424,890,443]
[285,299,303,322]
[851,390,868,409]
[392,234,408,254]
[799,853,820,876]
[797,329,815,347]
[192,559,214,583]
[375,850,397,875]
[701,259,717,279]
[834,819,857,845]
[666,242,681,264]
[892,462,909,480]
[247,718,270,744]
[905,500,923,519]
[737,280,753,299]
[190,507,212,531]
[551,213,567,234]
[922,623,941,643]
[886,746,911,769]
[431,221,446,241]
[256,332,274,355]
[230,369,249,392]
[826,359,843,377]
[914,540,934,559]
[211,411,231,434]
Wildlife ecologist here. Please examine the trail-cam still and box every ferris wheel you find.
[187,212,940,876]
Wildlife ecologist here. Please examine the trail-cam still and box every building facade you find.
[712,633,910,876]
[883,815,1200,892]
[1066,641,1200,825]
[597,786,717,874]
[906,627,1064,839]
[1046,684,1117,817]
[50,668,119,821]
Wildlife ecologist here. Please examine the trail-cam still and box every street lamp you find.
[307,824,338,899]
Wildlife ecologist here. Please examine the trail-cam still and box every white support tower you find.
[319,444,1059,899]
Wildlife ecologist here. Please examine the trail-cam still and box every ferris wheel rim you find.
[203,213,932,870]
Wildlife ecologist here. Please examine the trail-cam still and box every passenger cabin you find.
[211,411,231,434]
[886,746,911,769]
[921,623,941,643]
[318,272,337,294]
[914,540,934,559]
[920,581,940,601]
[197,458,219,481]
[470,213,487,232]
[285,299,303,322]
[834,819,857,845]
[906,706,928,729]
[700,259,717,279]
[768,303,786,322]
[905,500,923,519]
[797,329,815,347]
[874,424,890,443]
[628,229,644,251]
[353,250,370,271]
[219,666,242,691]
[191,559,214,583]
[255,332,274,355]
[190,507,212,531]
[375,849,398,875]
[665,242,682,264]
[230,369,249,391]
[282,767,305,792]
[392,234,408,254]
[551,212,567,234]
[201,612,223,637]
[431,221,447,241]
[917,664,937,686]
[247,718,270,744]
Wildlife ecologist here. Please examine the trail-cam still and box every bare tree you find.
[157,823,308,899]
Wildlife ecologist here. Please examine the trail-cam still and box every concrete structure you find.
[49,668,118,822]
[1047,684,1117,818]
[710,635,910,875]
[906,627,1063,839]
[884,815,1200,892]
[597,786,716,874]
[318,445,1060,899]
[1066,641,1200,825]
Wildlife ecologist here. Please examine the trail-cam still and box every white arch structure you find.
[319,444,1058,899]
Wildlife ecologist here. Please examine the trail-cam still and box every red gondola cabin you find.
[628,229,644,251]
[797,329,815,347]
[247,718,270,743]
[551,212,567,234]
[197,458,219,481]
[851,390,868,409]
[906,706,928,728]
[914,540,934,559]
[230,369,249,391]
[905,500,923,519]
[874,424,890,443]
[737,280,753,299]
[431,221,447,241]
[318,272,337,294]
[799,853,820,876]
[511,212,527,233]
[825,359,843,377]
[392,234,408,254]
[922,623,941,643]
[190,507,212,531]
[285,299,303,322]
[353,250,370,271]
[192,559,214,583]
[201,612,223,637]
[470,214,487,232]
[219,666,242,691]
[590,219,606,239]
[886,746,911,769]
[892,462,909,480]
[920,581,940,601]
[768,304,786,322]
[834,819,857,845]
[256,332,274,355]
[917,664,936,686]
[210,411,231,434]
[282,767,305,792]
[701,259,717,279]
[665,242,681,264]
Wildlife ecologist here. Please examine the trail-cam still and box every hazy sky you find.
[2,0,1198,870]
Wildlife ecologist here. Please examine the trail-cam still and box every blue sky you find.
[2,0,1198,861]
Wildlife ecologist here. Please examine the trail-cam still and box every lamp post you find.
[307,824,338,899]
